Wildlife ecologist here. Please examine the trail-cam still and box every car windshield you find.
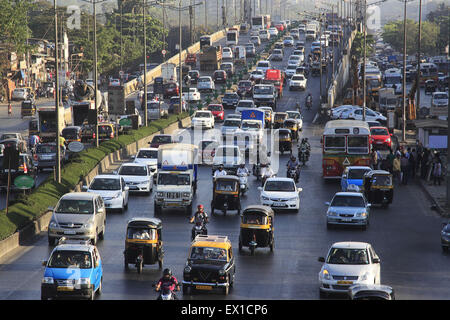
[331,195,365,207]
[242,122,261,129]
[127,227,156,240]
[237,101,254,108]
[48,250,92,269]
[119,165,147,176]
[190,246,227,261]
[224,93,238,99]
[90,178,121,190]
[157,173,190,185]
[1,134,17,140]
[265,180,295,192]
[348,169,371,180]
[254,86,273,94]
[434,93,447,100]
[275,113,286,120]
[242,213,268,225]
[62,128,78,139]
[292,75,304,80]
[286,65,297,70]
[55,199,94,214]
[224,120,241,127]
[137,150,158,159]
[273,50,282,54]
[239,81,251,87]
[371,128,389,135]
[208,105,222,111]
[257,62,269,68]
[287,112,300,119]
[327,248,369,265]
[36,144,57,153]
[152,136,172,143]
[194,112,211,118]
[198,78,211,83]
[252,71,263,75]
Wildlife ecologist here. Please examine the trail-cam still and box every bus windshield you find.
[324,136,346,153]
[347,136,369,154]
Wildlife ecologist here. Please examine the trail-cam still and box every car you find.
[318,242,381,297]
[41,239,103,300]
[268,27,279,37]
[213,70,227,84]
[258,29,270,41]
[237,80,253,97]
[182,234,235,295]
[296,66,309,77]
[341,166,372,192]
[255,60,272,74]
[191,110,215,130]
[11,87,31,101]
[0,132,27,152]
[348,284,395,300]
[289,74,307,90]
[132,147,158,175]
[283,36,294,47]
[274,42,284,51]
[83,175,129,213]
[431,92,448,108]
[270,49,283,61]
[220,62,235,77]
[370,126,392,149]
[288,55,302,67]
[221,92,240,109]
[62,126,82,144]
[225,113,241,120]
[325,192,371,230]
[187,70,200,84]
[284,65,298,78]
[347,107,387,122]
[182,87,201,103]
[33,142,64,171]
[235,99,256,113]
[0,152,37,191]
[366,120,382,128]
[290,29,300,39]
[149,134,174,148]
[259,177,302,212]
[222,47,233,60]
[212,145,245,175]
[221,118,241,137]
[47,192,107,246]
[115,162,153,195]
[249,70,264,83]
[286,110,303,130]
[109,78,121,86]
[245,43,256,57]
[250,36,261,46]
[441,222,450,252]
[197,76,215,92]
[207,104,225,122]
[198,139,220,165]
[274,24,284,32]
[330,105,359,120]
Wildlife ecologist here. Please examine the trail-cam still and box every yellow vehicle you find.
[21,100,36,118]
[124,217,164,273]
[274,128,292,154]
[97,123,115,141]
[273,112,288,129]
[283,119,299,141]
[362,170,394,208]
[238,205,274,255]
[182,235,235,295]
[259,106,273,128]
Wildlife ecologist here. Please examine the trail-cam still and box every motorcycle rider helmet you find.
[197,204,204,211]
[239,163,245,168]
[163,268,172,279]
[290,155,296,161]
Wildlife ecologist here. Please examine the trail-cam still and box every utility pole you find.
[189,1,193,45]
[54,0,61,183]
[205,0,207,30]
[362,0,367,121]
[416,0,422,119]
[401,0,408,142]
[143,0,148,127]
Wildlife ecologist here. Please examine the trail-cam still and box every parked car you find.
[222,92,240,109]
[318,242,381,298]
[115,163,153,195]
[259,177,302,213]
[83,175,129,213]
[47,192,107,245]
[347,107,387,122]
[325,192,371,230]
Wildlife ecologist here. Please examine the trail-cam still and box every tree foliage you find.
[351,32,375,60]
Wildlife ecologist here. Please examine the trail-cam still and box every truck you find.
[154,144,198,215]
[161,63,177,82]
[71,100,96,142]
[199,45,222,71]
[235,109,265,154]
[378,88,397,112]
[185,53,197,67]
[226,28,239,46]
[253,84,277,109]
[37,105,71,143]
[262,69,284,99]
[306,22,318,40]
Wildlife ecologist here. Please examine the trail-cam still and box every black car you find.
[441,222,450,252]
[0,153,37,191]
[221,92,240,109]
[182,234,235,295]
[188,70,200,84]
[34,143,65,171]
[237,80,253,97]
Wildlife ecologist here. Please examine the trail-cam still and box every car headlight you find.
[83,222,94,230]
[182,192,191,198]
[78,278,91,285]
[112,192,121,199]
[289,197,298,201]
[359,273,370,281]
[42,277,54,284]
[321,269,332,280]
[184,266,192,273]
[261,195,269,201]
[218,269,226,276]
[49,221,58,228]
[327,211,338,217]
[157,192,164,197]
[355,212,367,217]
[441,231,450,237]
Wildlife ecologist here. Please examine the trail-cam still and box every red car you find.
[370,126,392,149]
[275,24,284,32]
[207,104,224,122]
[149,134,174,148]
[213,70,227,84]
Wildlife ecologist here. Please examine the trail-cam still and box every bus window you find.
[324,136,346,153]
[347,136,369,154]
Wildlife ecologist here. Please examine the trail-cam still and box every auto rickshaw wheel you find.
[270,238,274,252]
[97,278,102,295]
[158,258,163,269]
[211,202,215,215]
[137,260,143,274]
[238,239,242,252]
[250,246,255,256]
[154,203,161,215]
[124,258,129,271]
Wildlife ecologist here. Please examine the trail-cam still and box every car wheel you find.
[48,236,56,246]
[319,289,328,299]
[97,278,103,296]
[99,222,105,240]
[442,246,449,253]
[92,231,98,245]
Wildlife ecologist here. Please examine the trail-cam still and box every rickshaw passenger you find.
[218,249,227,260]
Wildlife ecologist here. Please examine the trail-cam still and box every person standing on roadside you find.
[393,154,401,185]
[432,157,442,186]
[386,148,395,173]
[400,153,409,185]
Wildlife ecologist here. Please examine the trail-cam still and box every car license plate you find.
[57,286,74,291]
[341,218,352,222]
[272,202,285,207]
[376,141,383,144]
[337,280,353,285]
[64,230,76,235]
[105,203,111,207]
[196,285,212,290]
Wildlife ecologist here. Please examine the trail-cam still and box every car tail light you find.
[92,132,96,139]
[211,149,216,157]
[110,132,114,138]
[33,153,38,161]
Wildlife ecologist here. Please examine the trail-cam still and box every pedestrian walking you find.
[400,154,409,185]
[421,148,431,180]
[370,149,378,170]
[386,148,395,173]
[432,158,442,186]
[410,148,418,179]
[393,154,401,185]
[376,149,383,170]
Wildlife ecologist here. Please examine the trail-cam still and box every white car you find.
[84,174,129,212]
[222,47,233,60]
[259,177,302,213]
[221,118,241,137]
[284,65,298,78]
[288,55,302,67]
[249,70,265,82]
[256,60,272,74]
[330,105,360,120]
[268,27,278,37]
[283,36,294,47]
[182,87,201,102]
[318,242,381,297]
[235,100,256,114]
[259,29,271,41]
[289,74,307,90]
[11,88,30,101]
[250,36,261,46]
[115,163,153,195]
[325,192,371,230]
[347,107,387,122]
[431,92,448,108]
[191,110,215,130]
[197,76,215,92]
[132,147,158,176]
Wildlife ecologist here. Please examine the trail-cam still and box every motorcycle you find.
[253,164,261,181]
[238,172,249,195]
[153,283,178,300]
[260,168,274,187]
[287,166,299,183]
[190,219,207,241]
[298,146,310,165]
[305,96,312,110]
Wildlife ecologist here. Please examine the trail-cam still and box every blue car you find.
[41,239,103,300]
[341,166,372,192]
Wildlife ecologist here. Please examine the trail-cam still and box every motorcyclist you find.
[305,93,312,109]
[298,138,311,164]
[28,134,40,153]
[286,155,300,182]
[155,268,180,300]
[260,162,274,186]
[236,163,249,176]
[190,204,209,225]
[213,165,227,178]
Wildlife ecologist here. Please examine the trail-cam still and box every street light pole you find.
[54,0,61,183]
[416,0,422,119]
[401,0,407,142]
[143,0,148,127]
[362,0,367,121]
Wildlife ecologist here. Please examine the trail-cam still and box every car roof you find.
[61,192,97,200]
[53,243,95,252]
[334,192,364,197]
[191,234,231,249]
[370,126,389,131]
[331,242,370,249]
[266,177,295,183]
[346,166,372,170]
[92,174,121,180]
[137,147,158,152]
[120,162,147,167]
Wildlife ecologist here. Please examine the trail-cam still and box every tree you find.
[426,3,449,54]
[351,32,375,60]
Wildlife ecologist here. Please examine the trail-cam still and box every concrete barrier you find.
[0,117,192,261]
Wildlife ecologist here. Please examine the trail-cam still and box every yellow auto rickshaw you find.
[273,112,288,129]
[124,217,164,273]
[211,176,241,215]
[283,119,299,141]
[274,128,292,155]
[239,205,274,255]
[362,170,394,208]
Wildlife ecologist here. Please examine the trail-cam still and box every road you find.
[0,27,447,301]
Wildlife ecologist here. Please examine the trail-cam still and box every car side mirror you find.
[112,170,118,175]
[298,188,303,192]
[48,206,54,211]
[124,186,129,191]
[82,186,88,191]
[130,155,135,160]
[42,260,48,267]
[97,208,105,214]
[372,258,380,264]
[325,202,330,206]
[367,203,372,208]
[258,186,263,191]
[318,257,325,262]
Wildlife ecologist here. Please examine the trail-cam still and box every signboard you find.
[14,175,35,190]
[430,106,448,117]
[429,135,447,149]
[2,146,19,171]
[119,118,132,127]
[68,141,84,153]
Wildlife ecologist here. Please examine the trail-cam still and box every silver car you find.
[325,192,371,230]
[47,192,107,245]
